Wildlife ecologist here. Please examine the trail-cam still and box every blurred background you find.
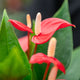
[0,0,80,48]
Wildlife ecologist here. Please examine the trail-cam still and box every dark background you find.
[0,0,80,48]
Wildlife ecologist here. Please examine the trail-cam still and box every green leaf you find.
[58,47,80,80]
[0,11,27,38]
[32,0,73,80]
[0,9,31,80]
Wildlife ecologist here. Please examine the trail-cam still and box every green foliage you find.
[58,47,80,80]
[0,0,77,80]
[0,10,31,80]
[31,0,73,80]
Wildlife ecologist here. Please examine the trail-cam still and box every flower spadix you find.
[26,14,32,28]
[8,19,33,33]
[48,66,65,80]
[32,18,75,44]
[48,66,58,80]
[30,38,65,74]
[35,12,41,35]
[47,37,57,57]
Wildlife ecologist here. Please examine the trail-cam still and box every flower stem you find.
[27,32,30,59]
[43,63,50,80]
[26,14,31,59]
[31,44,38,69]
[33,44,37,54]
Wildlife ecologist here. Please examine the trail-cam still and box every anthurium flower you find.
[8,19,33,33]
[30,53,65,74]
[32,18,75,44]
[30,37,65,80]
[18,36,28,52]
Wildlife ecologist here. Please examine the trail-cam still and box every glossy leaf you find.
[0,10,31,80]
[8,19,33,33]
[32,0,73,80]
[58,47,80,80]
[30,53,65,74]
